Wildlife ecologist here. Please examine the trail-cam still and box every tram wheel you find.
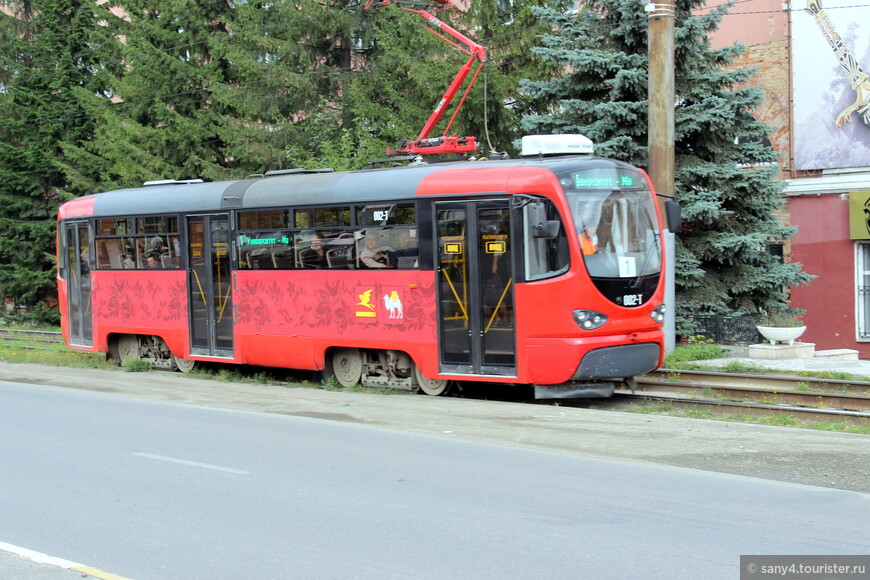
[117,335,141,363]
[172,355,196,374]
[332,348,362,387]
[414,364,451,396]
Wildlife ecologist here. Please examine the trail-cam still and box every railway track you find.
[620,368,870,422]
[0,328,64,349]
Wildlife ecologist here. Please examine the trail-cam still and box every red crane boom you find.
[364,0,487,156]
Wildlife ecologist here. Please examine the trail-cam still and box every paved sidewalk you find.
[685,345,870,378]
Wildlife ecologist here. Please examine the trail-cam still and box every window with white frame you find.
[856,242,870,339]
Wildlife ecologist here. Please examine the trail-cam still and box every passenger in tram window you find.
[79,248,90,273]
[145,253,162,269]
[121,254,135,269]
[389,228,418,268]
[150,236,166,256]
[359,231,393,269]
[300,232,328,269]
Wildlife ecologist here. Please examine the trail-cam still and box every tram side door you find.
[63,221,93,347]
[187,214,234,358]
[435,201,516,376]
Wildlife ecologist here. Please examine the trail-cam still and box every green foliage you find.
[122,358,152,372]
[760,308,804,327]
[0,0,122,316]
[663,335,725,365]
[520,0,813,324]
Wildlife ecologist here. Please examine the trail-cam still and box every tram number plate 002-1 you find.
[623,293,643,306]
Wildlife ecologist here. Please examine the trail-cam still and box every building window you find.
[856,242,870,339]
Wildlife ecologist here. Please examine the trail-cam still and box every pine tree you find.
[519,0,812,328]
[213,0,372,173]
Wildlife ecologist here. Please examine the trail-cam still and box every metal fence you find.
[688,315,762,345]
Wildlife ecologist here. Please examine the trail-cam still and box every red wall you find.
[788,194,868,356]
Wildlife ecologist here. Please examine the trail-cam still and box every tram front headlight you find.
[573,309,608,331]
[650,303,666,324]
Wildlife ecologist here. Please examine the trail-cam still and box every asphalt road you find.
[1,365,869,579]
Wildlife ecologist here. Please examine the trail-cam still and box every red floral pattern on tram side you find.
[234,274,437,336]
[156,282,186,322]
[388,280,437,336]
[96,276,186,323]
[306,280,352,332]
[236,279,300,329]
[102,280,137,322]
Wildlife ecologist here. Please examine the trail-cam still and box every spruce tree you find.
[0,0,119,316]
[301,0,575,167]
[519,0,812,328]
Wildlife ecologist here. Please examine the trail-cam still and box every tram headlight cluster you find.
[650,303,666,324]
[573,309,608,330]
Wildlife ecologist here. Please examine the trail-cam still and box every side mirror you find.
[665,199,682,233]
[528,201,561,239]
[543,220,561,239]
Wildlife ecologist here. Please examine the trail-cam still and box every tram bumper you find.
[534,382,615,399]
[532,342,660,400]
[570,342,661,380]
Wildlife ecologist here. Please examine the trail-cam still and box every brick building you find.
[708,0,870,355]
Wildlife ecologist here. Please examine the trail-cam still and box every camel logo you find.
[384,290,404,319]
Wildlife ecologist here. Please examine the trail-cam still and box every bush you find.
[122,359,151,372]
[664,335,726,365]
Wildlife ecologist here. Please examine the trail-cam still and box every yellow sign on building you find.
[849,191,870,239]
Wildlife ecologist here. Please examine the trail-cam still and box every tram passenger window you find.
[298,231,328,269]
[137,216,166,235]
[295,207,351,229]
[358,229,394,269]
[93,220,136,269]
[95,239,124,269]
[324,231,355,269]
[297,231,355,269]
[237,231,293,269]
[239,210,289,231]
[390,227,419,269]
[166,235,181,268]
[135,238,148,269]
[272,245,295,268]
[358,203,416,227]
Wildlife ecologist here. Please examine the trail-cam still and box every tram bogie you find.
[110,333,189,372]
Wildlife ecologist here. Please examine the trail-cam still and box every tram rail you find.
[0,328,64,349]
[617,368,870,422]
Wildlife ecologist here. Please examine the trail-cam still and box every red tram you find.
[57,135,678,398]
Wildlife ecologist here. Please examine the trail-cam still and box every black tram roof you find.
[73,156,636,218]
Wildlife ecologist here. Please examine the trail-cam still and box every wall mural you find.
[793,0,870,170]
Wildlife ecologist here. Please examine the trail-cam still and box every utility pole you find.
[646,0,677,351]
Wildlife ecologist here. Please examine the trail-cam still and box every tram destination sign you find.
[571,170,638,190]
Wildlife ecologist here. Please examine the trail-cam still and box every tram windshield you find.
[558,166,662,279]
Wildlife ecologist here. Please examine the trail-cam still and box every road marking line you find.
[73,565,136,580]
[0,541,82,568]
[0,542,134,579]
[133,452,251,475]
